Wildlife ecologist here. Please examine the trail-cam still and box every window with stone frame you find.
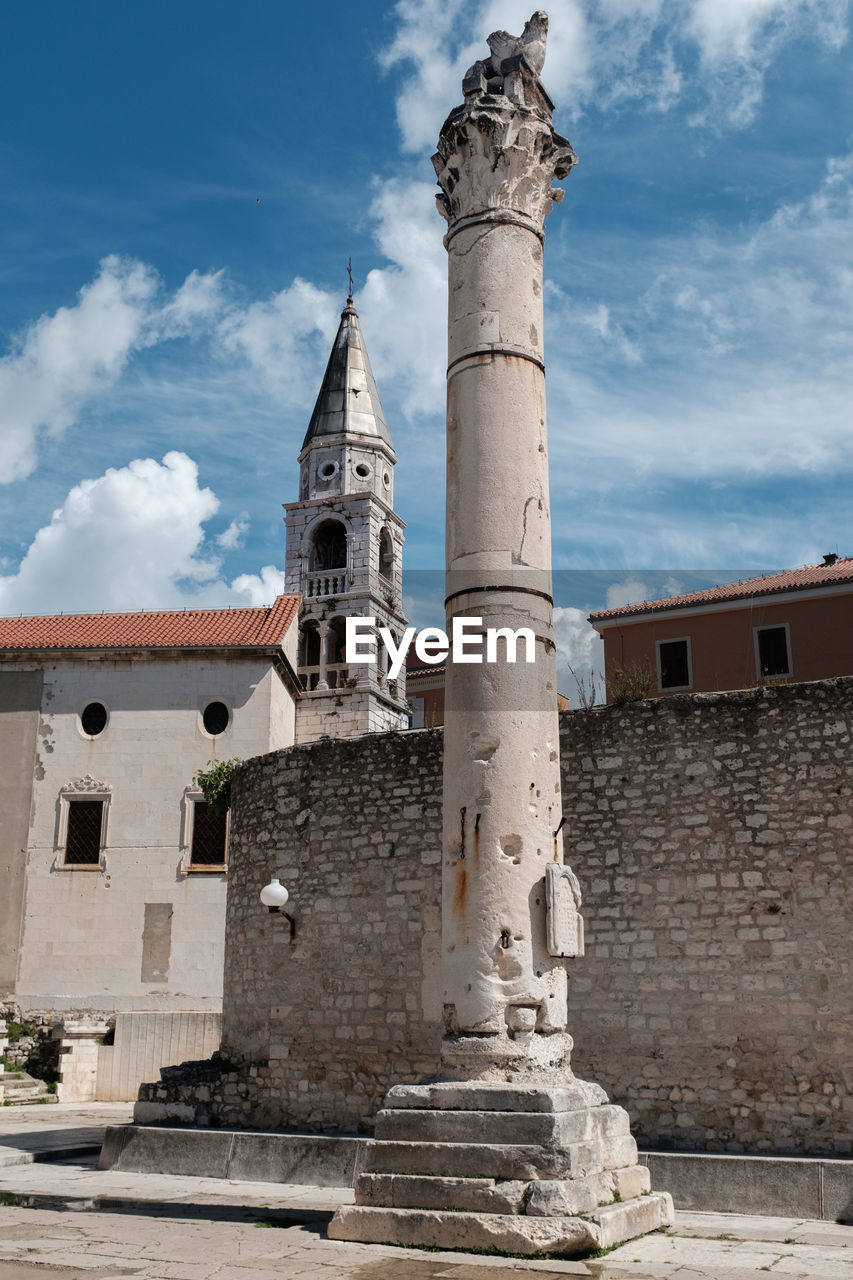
[657,637,692,691]
[755,624,792,678]
[64,800,104,865]
[189,799,228,867]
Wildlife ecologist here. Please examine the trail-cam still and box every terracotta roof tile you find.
[590,559,853,623]
[0,593,299,652]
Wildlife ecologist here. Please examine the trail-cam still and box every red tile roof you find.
[407,664,447,679]
[0,593,300,652]
[590,558,853,623]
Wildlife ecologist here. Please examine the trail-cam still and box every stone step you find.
[357,1163,653,1217]
[328,1192,674,1255]
[328,1204,599,1255]
[1,1071,57,1105]
[591,1192,675,1249]
[526,1165,651,1216]
[356,1173,528,1214]
[365,1133,638,1181]
[374,1103,629,1147]
[385,1079,609,1114]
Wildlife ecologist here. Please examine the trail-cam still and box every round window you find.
[355,463,371,479]
[203,701,230,735]
[301,470,309,493]
[383,470,391,489]
[319,461,338,480]
[81,702,107,736]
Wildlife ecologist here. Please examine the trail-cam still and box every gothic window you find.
[379,528,394,580]
[310,520,347,571]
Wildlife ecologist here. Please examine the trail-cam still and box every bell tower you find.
[285,293,408,743]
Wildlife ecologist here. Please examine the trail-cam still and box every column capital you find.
[432,16,576,232]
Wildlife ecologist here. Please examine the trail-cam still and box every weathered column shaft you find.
[434,41,578,1066]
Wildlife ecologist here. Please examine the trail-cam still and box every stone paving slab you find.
[0,1120,852,1280]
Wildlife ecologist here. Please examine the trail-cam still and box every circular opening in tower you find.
[319,461,339,480]
[202,701,230,736]
[355,463,370,479]
[81,702,108,737]
[383,470,391,488]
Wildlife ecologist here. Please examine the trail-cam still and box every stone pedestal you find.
[53,1017,109,1103]
[329,1080,673,1254]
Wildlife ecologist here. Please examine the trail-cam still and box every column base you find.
[328,1077,674,1257]
[440,1030,575,1080]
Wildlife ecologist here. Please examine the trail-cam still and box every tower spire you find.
[301,295,392,450]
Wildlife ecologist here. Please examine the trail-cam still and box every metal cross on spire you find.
[347,257,354,300]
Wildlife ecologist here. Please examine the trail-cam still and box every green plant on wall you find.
[606,662,652,705]
[193,759,242,817]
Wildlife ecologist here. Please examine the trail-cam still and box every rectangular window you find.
[65,800,104,865]
[755,624,792,678]
[657,637,692,691]
[189,801,227,867]
[408,696,426,729]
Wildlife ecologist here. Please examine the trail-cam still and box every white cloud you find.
[0,453,282,616]
[0,258,225,485]
[548,149,853,487]
[381,0,848,149]
[216,278,339,404]
[358,179,447,416]
[553,605,605,704]
[156,269,226,338]
[214,178,446,422]
[217,512,250,550]
[230,565,286,606]
[605,576,651,608]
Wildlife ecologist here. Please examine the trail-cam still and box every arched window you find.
[310,520,347,571]
[379,528,394,580]
[299,622,321,669]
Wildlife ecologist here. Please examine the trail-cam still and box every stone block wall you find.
[216,730,444,1132]
[560,678,853,1157]
[138,678,852,1155]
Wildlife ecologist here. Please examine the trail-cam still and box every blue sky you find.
[1,0,851,681]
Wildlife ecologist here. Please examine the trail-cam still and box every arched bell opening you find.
[305,519,349,599]
[378,527,394,581]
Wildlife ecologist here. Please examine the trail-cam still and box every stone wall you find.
[210,730,444,1132]
[561,678,852,1157]
[138,678,852,1155]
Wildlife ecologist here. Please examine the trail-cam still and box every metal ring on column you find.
[443,208,546,248]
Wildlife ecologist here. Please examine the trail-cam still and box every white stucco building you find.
[0,295,407,1098]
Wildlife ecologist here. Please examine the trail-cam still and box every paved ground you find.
[1,1104,851,1279]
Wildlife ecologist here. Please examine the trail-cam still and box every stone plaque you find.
[545,863,584,958]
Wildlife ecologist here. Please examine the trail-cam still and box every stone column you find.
[434,13,578,1078]
[316,623,331,691]
[329,13,673,1254]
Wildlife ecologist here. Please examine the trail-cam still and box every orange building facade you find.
[590,557,853,703]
